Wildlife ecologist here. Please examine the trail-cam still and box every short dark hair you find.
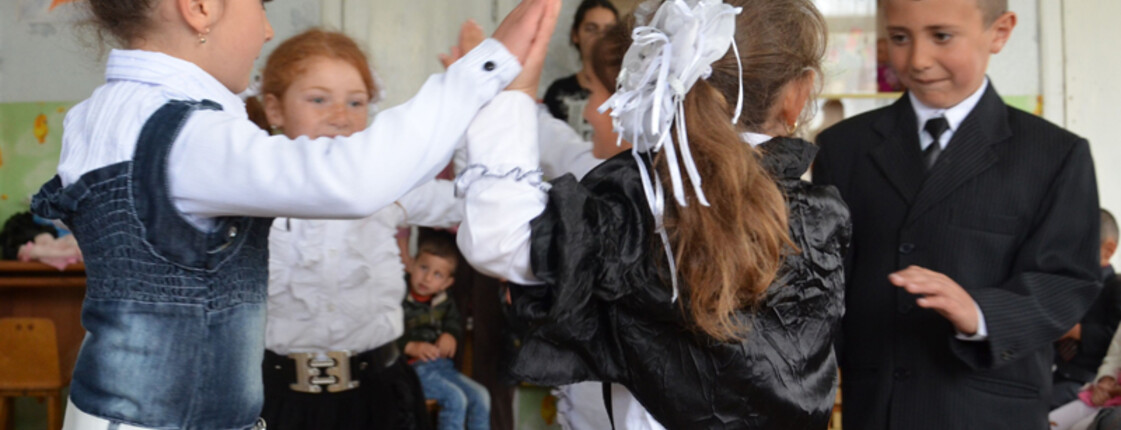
[1103,209,1119,243]
[976,0,1009,26]
[416,230,459,270]
[571,0,620,49]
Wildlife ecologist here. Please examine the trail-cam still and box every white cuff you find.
[955,301,988,341]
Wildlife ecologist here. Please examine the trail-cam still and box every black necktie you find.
[923,117,949,171]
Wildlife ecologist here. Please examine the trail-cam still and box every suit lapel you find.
[869,96,926,204]
[905,84,1011,226]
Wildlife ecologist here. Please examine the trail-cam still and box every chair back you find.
[0,317,62,390]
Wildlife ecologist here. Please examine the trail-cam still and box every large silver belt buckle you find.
[287,350,361,393]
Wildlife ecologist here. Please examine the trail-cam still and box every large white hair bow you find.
[599,0,741,301]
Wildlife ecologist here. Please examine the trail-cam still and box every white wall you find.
[328,0,641,109]
[1061,0,1121,239]
[988,0,1040,96]
[0,1,319,103]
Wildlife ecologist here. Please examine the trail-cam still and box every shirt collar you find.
[740,131,773,147]
[105,49,247,118]
[909,77,989,135]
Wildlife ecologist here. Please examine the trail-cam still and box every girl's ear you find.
[176,0,223,35]
[263,94,285,130]
[780,70,815,130]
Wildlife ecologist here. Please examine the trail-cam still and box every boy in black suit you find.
[813,0,1102,428]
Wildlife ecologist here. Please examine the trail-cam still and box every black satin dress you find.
[507,137,851,429]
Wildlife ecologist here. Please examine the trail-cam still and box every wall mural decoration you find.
[0,102,70,226]
[18,0,86,23]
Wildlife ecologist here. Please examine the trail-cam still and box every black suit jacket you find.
[1056,267,1121,383]
[813,84,1101,430]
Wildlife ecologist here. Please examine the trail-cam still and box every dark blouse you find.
[507,138,851,429]
[543,74,593,140]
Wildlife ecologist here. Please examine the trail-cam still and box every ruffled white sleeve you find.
[169,39,520,219]
[456,91,547,285]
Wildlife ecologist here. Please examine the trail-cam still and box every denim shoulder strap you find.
[131,99,245,269]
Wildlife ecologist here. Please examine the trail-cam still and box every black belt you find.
[264,343,400,393]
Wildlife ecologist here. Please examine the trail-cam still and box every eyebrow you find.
[300,86,369,95]
[886,24,960,32]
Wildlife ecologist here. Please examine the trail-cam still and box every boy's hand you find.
[889,266,979,335]
[504,0,561,98]
[492,0,560,65]
[440,20,486,69]
[436,333,458,358]
[1061,323,1083,341]
[404,341,441,362]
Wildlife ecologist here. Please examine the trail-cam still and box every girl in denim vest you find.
[32,1,560,429]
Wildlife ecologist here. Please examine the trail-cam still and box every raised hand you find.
[439,19,486,69]
[505,0,561,99]
[492,0,562,66]
[889,266,980,336]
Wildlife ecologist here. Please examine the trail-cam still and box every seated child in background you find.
[400,232,490,430]
[1051,319,1121,430]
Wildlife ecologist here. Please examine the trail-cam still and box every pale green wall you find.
[0,101,70,227]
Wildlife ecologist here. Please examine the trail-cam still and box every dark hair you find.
[608,0,826,341]
[590,19,631,90]
[87,0,274,47]
[87,0,158,46]
[1103,209,1119,243]
[417,230,459,270]
[246,29,378,131]
[570,0,620,49]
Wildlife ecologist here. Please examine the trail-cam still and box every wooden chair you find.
[0,318,64,430]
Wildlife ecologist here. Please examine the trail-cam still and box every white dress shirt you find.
[266,180,459,355]
[910,78,989,152]
[56,41,517,229]
[909,79,991,341]
[537,106,601,181]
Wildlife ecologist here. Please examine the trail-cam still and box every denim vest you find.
[33,100,273,430]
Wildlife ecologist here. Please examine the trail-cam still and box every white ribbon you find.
[599,0,741,302]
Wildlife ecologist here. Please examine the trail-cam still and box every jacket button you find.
[483,61,496,71]
[893,367,910,380]
[898,243,915,254]
[227,226,238,239]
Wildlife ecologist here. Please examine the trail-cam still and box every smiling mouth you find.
[909,77,947,86]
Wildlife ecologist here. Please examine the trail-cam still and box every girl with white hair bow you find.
[457,0,849,427]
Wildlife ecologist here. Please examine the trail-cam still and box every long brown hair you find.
[635,0,827,341]
[246,29,378,131]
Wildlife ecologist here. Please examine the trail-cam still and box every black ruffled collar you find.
[758,137,817,180]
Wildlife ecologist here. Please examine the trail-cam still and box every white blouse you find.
[265,180,459,355]
[56,41,517,229]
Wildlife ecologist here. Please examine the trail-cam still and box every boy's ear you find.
[176,0,224,35]
[263,94,285,129]
[987,11,1017,54]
